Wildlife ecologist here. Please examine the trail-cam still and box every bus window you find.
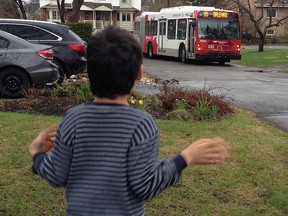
[198,19,240,40]
[160,20,166,35]
[135,22,140,36]
[168,19,176,39]
[177,19,187,40]
[151,20,158,36]
[145,21,149,35]
[222,20,240,40]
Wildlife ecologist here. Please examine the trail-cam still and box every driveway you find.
[135,56,288,132]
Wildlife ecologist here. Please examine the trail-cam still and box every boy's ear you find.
[136,64,143,81]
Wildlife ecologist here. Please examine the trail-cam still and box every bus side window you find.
[167,19,176,39]
[151,20,158,36]
[177,19,187,40]
[145,21,150,35]
[160,21,166,35]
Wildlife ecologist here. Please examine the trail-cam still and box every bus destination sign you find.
[198,11,234,19]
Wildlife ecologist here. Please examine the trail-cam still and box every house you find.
[39,0,141,32]
[231,1,288,40]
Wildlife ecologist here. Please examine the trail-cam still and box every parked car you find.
[0,30,59,98]
[0,19,87,84]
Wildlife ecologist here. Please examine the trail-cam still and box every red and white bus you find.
[135,6,241,65]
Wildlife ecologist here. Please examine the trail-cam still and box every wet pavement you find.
[135,55,288,132]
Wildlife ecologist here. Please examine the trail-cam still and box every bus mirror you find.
[190,21,197,28]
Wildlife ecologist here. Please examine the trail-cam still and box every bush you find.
[154,80,234,120]
[0,76,234,121]
[66,22,93,42]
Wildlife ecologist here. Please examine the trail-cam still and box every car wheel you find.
[180,45,187,63]
[54,61,65,84]
[0,68,30,98]
[148,44,153,59]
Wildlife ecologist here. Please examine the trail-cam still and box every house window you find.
[52,11,61,20]
[266,8,276,18]
[122,0,131,3]
[122,13,131,22]
[117,13,120,21]
[267,29,275,35]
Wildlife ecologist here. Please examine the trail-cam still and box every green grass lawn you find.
[232,48,288,67]
[0,110,287,215]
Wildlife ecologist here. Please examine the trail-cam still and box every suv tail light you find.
[36,49,53,60]
[69,43,86,53]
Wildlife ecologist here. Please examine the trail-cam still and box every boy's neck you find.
[94,95,129,106]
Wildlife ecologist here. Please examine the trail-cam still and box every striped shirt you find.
[32,102,187,215]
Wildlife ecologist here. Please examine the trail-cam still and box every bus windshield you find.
[198,19,240,40]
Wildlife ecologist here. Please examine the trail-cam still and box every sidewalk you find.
[241,44,288,49]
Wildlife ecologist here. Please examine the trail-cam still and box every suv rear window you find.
[0,24,59,41]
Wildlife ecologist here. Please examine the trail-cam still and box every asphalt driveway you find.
[135,55,288,132]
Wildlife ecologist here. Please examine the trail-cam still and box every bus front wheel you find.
[180,45,187,63]
[148,44,153,59]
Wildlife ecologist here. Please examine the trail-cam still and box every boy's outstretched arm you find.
[29,124,57,156]
[28,123,73,187]
[127,135,230,201]
[181,138,230,165]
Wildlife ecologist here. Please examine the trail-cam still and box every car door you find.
[0,36,9,65]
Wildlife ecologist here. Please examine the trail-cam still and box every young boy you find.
[29,26,230,215]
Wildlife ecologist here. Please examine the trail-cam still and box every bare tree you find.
[57,0,66,23]
[67,0,84,23]
[0,0,21,18]
[231,0,288,51]
[14,0,27,19]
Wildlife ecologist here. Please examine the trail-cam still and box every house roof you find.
[82,3,113,11]
[41,2,140,12]
[255,3,288,8]
[113,6,140,12]
[41,3,72,9]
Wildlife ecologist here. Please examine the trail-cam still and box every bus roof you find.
[160,6,217,13]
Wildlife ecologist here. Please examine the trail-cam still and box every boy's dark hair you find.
[87,26,143,99]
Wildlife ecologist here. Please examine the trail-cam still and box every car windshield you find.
[198,19,240,40]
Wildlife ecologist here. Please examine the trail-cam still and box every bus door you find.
[188,19,196,58]
[158,19,167,53]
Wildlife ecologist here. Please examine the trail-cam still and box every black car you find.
[0,19,87,83]
[0,30,59,98]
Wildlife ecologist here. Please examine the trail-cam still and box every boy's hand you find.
[29,124,57,156]
[181,138,230,165]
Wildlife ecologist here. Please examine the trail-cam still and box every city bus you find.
[135,6,241,65]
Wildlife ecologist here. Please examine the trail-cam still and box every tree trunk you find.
[258,34,265,52]
[57,0,66,23]
[16,0,27,19]
[67,0,84,23]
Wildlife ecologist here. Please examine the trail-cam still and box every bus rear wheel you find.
[180,45,187,63]
[148,44,153,59]
[218,60,226,65]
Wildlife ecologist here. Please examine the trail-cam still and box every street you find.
[139,56,288,132]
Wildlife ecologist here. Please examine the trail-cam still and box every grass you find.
[232,48,288,67]
[0,110,287,215]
